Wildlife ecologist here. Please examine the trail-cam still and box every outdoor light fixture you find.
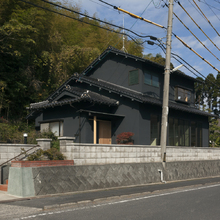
[171,64,184,72]
[23,133,28,144]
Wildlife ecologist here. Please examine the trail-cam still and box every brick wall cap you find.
[11,160,74,167]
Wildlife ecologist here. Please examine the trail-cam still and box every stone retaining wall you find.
[7,160,220,197]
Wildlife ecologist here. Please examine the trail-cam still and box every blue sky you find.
[67,0,220,79]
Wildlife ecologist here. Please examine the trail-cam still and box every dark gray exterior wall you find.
[34,85,209,146]
[33,53,208,146]
[89,54,195,104]
[90,53,144,93]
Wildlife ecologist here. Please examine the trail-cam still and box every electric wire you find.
[176,1,220,52]
[159,43,220,89]
[38,0,155,40]
[18,0,152,45]
[199,0,220,12]
[172,33,220,72]
[99,0,220,72]
[159,43,205,80]
[187,0,204,17]
[98,0,166,29]
[201,0,220,21]
[163,1,220,62]
[192,0,220,37]
[88,0,115,11]
[129,0,153,29]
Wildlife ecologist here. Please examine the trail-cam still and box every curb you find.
[43,192,151,211]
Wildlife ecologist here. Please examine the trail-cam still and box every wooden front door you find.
[99,121,112,144]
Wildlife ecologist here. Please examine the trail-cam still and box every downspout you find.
[158,169,166,183]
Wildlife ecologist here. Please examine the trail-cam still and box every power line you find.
[18,0,154,46]
[200,0,220,21]
[38,0,155,40]
[176,1,220,52]
[158,43,205,80]
[158,43,220,89]
[192,0,220,37]
[188,0,205,18]
[199,0,220,11]
[163,1,220,62]
[99,0,166,29]
[99,0,220,72]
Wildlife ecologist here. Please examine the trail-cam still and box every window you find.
[40,121,63,136]
[150,114,160,145]
[175,87,191,103]
[129,69,139,85]
[168,117,202,147]
[144,72,159,87]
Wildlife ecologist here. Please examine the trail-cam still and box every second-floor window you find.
[129,69,139,86]
[175,87,191,103]
[144,71,159,87]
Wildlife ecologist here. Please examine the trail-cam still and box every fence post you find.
[36,139,52,150]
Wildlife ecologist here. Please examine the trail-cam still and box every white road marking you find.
[19,183,220,219]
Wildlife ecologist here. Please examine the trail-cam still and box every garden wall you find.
[59,137,220,165]
[0,139,51,184]
[0,144,35,165]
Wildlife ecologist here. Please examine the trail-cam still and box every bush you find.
[0,119,61,151]
[27,148,66,161]
[38,130,60,150]
[116,132,134,144]
[0,119,38,144]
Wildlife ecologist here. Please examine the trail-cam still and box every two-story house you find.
[27,46,213,147]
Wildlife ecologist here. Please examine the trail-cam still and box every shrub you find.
[38,130,60,150]
[26,148,66,161]
[116,132,134,144]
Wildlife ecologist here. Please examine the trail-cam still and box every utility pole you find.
[160,0,174,163]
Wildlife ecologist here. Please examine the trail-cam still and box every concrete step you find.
[0,180,8,192]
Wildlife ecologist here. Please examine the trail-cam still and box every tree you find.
[143,53,174,69]
[209,114,220,147]
[0,0,144,121]
[194,77,205,110]
[204,73,216,111]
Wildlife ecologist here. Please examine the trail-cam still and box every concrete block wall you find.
[62,144,161,165]
[0,144,35,165]
[166,147,220,162]
[59,138,220,165]
[0,139,51,166]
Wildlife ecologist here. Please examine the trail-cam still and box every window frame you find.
[175,87,192,103]
[168,117,202,147]
[128,69,139,86]
[40,120,64,137]
[144,71,159,87]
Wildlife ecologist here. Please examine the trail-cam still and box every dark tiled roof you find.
[71,75,214,117]
[47,46,200,103]
[82,46,200,83]
[29,86,119,110]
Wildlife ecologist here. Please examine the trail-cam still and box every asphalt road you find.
[11,183,220,220]
[2,176,220,220]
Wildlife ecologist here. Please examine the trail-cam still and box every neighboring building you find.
[27,46,213,147]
